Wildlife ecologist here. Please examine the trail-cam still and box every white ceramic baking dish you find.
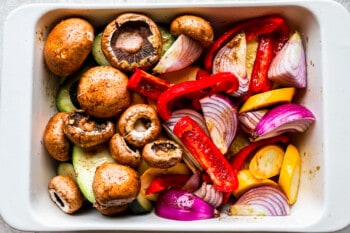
[1,0,350,232]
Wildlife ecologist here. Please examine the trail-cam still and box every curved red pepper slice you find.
[230,135,290,174]
[157,72,239,120]
[204,15,290,73]
[174,116,238,192]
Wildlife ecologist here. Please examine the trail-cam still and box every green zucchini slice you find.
[72,144,115,203]
[92,32,111,66]
[128,193,153,214]
[56,162,77,182]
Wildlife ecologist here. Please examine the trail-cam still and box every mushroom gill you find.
[102,13,162,73]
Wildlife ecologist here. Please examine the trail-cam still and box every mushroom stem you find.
[115,30,143,53]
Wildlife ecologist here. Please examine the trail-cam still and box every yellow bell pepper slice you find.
[278,144,301,205]
[239,87,295,113]
[232,169,278,198]
[249,144,285,179]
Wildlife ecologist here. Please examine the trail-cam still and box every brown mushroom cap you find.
[170,15,214,47]
[118,104,161,147]
[94,203,129,216]
[43,112,70,162]
[44,18,94,77]
[63,110,115,148]
[48,175,84,214]
[92,163,140,211]
[109,133,141,168]
[77,66,130,118]
[142,139,183,169]
[101,13,162,73]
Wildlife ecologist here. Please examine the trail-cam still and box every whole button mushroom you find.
[118,104,161,147]
[43,112,70,162]
[92,163,140,216]
[63,110,115,148]
[142,139,183,169]
[101,13,163,73]
[109,133,141,168]
[77,66,130,118]
[170,15,214,47]
[44,18,94,77]
[48,175,84,214]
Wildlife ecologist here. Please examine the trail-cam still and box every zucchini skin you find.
[92,32,111,66]
[56,59,95,112]
[128,193,153,214]
[72,144,115,203]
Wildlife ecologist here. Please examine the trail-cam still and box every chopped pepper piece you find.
[157,72,239,120]
[204,15,290,73]
[128,68,171,100]
[173,116,238,192]
[145,174,191,195]
[249,34,274,94]
[195,69,210,80]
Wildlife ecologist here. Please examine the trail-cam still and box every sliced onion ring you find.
[251,103,315,141]
[165,109,209,135]
[199,93,238,154]
[193,182,223,208]
[268,31,307,88]
[153,34,203,74]
[239,109,268,134]
[228,185,290,216]
[212,33,248,97]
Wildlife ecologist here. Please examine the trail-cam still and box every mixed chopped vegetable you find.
[43,12,315,219]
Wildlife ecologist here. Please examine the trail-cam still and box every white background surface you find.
[0,0,349,232]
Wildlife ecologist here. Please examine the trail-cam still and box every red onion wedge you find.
[165,109,209,135]
[153,34,203,74]
[268,31,307,88]
[239,109,268,134]
[251,103,315,141]
[228,185,290,216]
[194,182,223,208]
[200,94,238,154]
[155,189,218,221]
[182,172,201,193]
[212,33,248,97]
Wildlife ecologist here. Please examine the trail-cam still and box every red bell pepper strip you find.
[174,116,238,192]
[196,69,210,80]
[145,174,191,195]
[157,72,239,120]
[230,135,290,174]
[249,34,274,94]
[128,68,171,100]
[204,15,290,73]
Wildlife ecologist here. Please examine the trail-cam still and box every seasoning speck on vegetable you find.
[41,13,316,220]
